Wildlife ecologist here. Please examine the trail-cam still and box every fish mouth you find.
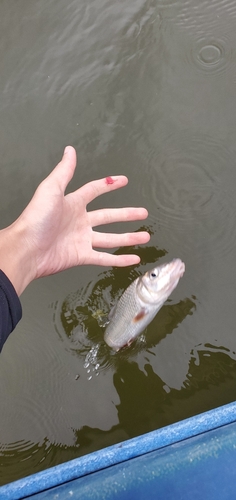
[169,258,185,278]
[165,258,185,294]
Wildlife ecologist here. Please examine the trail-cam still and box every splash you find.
[83,344,100,380]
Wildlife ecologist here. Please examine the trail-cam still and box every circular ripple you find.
[150,157,215,221]
[0,438,58,485]
[190,37,231,75]
[140,133,236,259]
[162,6,236,79]
[198,44,221,65]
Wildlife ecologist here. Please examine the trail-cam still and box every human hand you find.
[0,147,150,295]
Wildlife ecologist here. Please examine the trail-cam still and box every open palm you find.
[19,146,150,279]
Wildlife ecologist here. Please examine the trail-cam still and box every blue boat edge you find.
[1,400,236,500]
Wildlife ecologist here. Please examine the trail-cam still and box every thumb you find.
[48,146,77,193]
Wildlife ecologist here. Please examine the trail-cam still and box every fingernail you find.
[64,146,70,154]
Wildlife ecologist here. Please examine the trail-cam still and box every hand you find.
[0,147,150,295]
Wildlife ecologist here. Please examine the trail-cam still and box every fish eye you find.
[150,271,158,278]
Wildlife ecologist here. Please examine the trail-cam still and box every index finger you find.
[77,176,129,205]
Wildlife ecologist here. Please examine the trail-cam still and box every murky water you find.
[1,0,236,486]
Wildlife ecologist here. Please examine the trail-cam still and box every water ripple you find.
[187,35,233,76]
[140,134,236,260]
[175,0,236,32]
[0,438,58,486]
[157,0,236,80]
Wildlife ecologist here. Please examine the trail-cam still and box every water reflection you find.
[1,345,236,486]
[73,346,236,447]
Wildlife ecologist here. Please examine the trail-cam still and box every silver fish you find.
[104,258,185,351]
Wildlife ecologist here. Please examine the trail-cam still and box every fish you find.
[104,258,185,351]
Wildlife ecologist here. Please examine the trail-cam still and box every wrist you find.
[0,219,37,296]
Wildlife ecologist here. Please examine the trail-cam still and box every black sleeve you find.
[0,270,22,352]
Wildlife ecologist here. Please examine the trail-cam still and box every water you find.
[1,0,236,485]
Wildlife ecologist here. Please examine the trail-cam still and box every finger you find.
[87,251,142,267]
[89,207,149,227]
[77,175,129,205]
[47,146,77,193]
[92,230,150,249]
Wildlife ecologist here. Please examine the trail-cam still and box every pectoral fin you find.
[133,308,148,322]
[108,304,116,320]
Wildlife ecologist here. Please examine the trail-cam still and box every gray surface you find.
[1,0,236,485]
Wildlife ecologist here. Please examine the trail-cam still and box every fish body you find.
[104,258,185,351]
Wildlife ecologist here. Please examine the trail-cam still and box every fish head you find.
[138,258,185,304]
